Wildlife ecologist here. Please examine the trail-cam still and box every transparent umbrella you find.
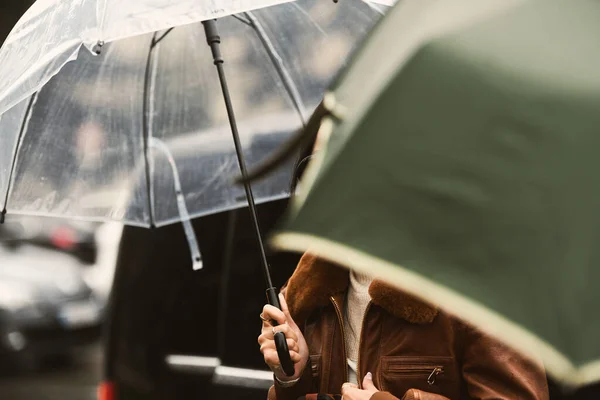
[0,0,386,247]
[0,0,387,378]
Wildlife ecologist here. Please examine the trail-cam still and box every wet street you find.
[0,343,101,400]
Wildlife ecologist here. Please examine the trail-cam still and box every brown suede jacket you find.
[268,254,549,400]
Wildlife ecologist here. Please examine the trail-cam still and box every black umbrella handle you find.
[202,19,294,378]
[267,287,296,377]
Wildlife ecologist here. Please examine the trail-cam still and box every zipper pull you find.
[427,367,443,385]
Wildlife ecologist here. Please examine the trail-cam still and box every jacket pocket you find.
[379,356,458,399]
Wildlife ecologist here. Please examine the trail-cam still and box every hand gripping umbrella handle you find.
[267,287,296,377]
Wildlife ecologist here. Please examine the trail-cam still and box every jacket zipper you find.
[330,296,349,383]
[356,302,372,389]
[427,367,443,385]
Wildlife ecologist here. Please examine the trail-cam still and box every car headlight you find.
[0,281,36,311]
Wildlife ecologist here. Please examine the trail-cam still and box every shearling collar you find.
[285,253,438,326]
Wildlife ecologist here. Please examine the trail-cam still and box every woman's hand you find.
[341,372,379,400]
[258,293,309,382]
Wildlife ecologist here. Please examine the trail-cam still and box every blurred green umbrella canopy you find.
[272,0,600,388]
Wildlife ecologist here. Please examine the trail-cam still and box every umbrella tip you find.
[193,257,204,271]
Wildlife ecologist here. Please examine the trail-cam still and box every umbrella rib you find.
[149,137,203,270]
[365,2,387,16]
[1,93,38,223]
[232,15,252,26]
[243,11,307,125]
[152,28,175,48]
[141,32,160,227]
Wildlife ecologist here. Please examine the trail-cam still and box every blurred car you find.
[101,197,300,400]
[79,222,124,312]
[0,215,99,265]
[0,232,103,372]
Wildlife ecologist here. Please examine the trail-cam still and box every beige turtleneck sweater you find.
[344,271,373,385]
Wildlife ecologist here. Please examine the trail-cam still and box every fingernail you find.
[366,372,372,379]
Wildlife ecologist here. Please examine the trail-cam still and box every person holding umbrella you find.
[257,129,549,400]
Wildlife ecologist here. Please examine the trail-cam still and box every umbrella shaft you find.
[203,19,274,289]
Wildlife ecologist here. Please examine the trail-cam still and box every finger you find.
[262,341,301,363]
[362,372,377,391]
[278,294,298,329]
[261,337,298,354]
[341,382,358,394]
[263,349,280,368]
[281,324,299,343]
[261,319,273,330]
[286,338,299,353]
[260,339,275,353]
[344,387,362,400]
[259,314,272,327]
[261,322,278,335]
[261,328,275,341]
[262,304,286,326]
[268,324,298,343]
[259,323,298,340]
[260,323,278,338]
[258,327,277,340]
[259,327,285,343]
[289,350,302,363]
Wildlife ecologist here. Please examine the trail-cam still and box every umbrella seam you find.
[1,92,39,219]
[96,0,108,41]
[244,11,307,125]
[141,32,160,227]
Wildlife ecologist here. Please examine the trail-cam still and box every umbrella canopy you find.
[271,0,600,388]
[0,0,386,227]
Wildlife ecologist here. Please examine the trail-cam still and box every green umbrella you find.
[270,0,600,388]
